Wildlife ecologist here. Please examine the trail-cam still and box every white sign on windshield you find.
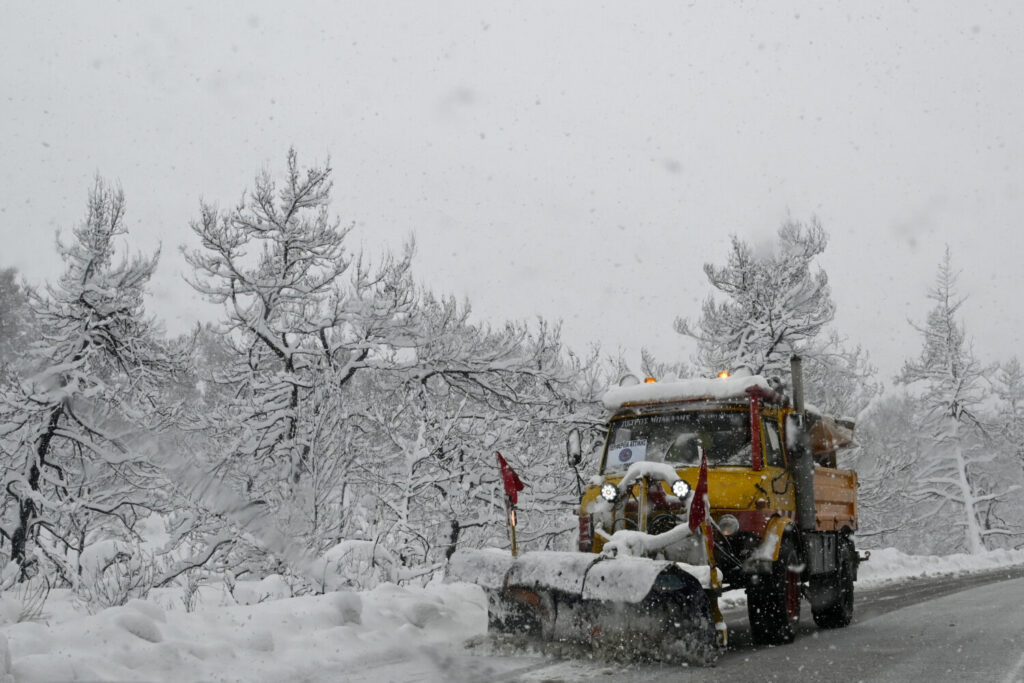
[608,440,647,467]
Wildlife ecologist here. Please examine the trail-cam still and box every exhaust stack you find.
[790,355,816,532]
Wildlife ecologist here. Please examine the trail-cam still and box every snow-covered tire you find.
[747,535,801,645]
[655,593,720,667]
[812,539,854,629]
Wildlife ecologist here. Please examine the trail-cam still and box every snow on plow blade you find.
[447,549,718,665]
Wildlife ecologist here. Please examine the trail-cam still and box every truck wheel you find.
[812,540,854,629]
[747,535,801,645]
[658,588,720,666]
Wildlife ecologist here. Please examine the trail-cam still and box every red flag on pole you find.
[496,452,525,505]
[688,445,709,531]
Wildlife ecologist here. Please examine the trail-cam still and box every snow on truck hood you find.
[602,375,773,411]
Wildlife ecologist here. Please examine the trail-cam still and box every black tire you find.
[746,534,802,645]
[657,588,720,666]
[812,539,855,629]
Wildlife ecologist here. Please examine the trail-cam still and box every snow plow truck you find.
[447,356,861,665]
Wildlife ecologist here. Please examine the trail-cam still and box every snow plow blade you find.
[447,549,719,665]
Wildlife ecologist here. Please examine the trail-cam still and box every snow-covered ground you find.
[2,547,1023,682]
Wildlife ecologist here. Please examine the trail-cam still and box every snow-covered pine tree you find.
[674,217,879,417]
[0,179,183,582]
[895,247,1019,553]
[675,219,835,378]
[184,149,353,498]
[184,150,429,574]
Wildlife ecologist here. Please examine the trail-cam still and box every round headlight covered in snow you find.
[717,514,740,536]
[671,479,690,498]
[600,483,619,503]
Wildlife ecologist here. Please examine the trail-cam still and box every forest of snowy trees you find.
[1,151,1022,614]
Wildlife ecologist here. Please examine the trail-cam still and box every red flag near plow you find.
[688,445,710,531]
[496,452,525,556]
[496,452,525,505]
[687,444,725,643]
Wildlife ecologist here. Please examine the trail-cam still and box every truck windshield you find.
[603,410,751,471]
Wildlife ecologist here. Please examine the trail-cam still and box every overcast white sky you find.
[2,1,1022,382]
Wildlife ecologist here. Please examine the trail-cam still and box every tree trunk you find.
[950,417,984,554]
[446,519,461,561]
[12,405,63,578]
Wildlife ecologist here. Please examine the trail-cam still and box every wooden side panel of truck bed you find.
[813,466,858,532]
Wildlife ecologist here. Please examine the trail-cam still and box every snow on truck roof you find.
[601,375,774,411]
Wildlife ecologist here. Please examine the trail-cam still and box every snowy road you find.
[341,566,1024,683]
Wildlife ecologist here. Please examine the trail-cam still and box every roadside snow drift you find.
[2,582,485,683]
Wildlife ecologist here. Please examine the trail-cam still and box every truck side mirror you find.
[566,428,583,468]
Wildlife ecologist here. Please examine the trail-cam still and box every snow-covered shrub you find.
[180,569,201,613]
[75,541,156,613]
[0,573,50,625]
[317,540,397,591]
[225,573,294,605]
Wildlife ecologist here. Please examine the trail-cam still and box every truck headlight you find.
[717,514,740,536]
[671,480,690,498]
[600,483,620,503]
